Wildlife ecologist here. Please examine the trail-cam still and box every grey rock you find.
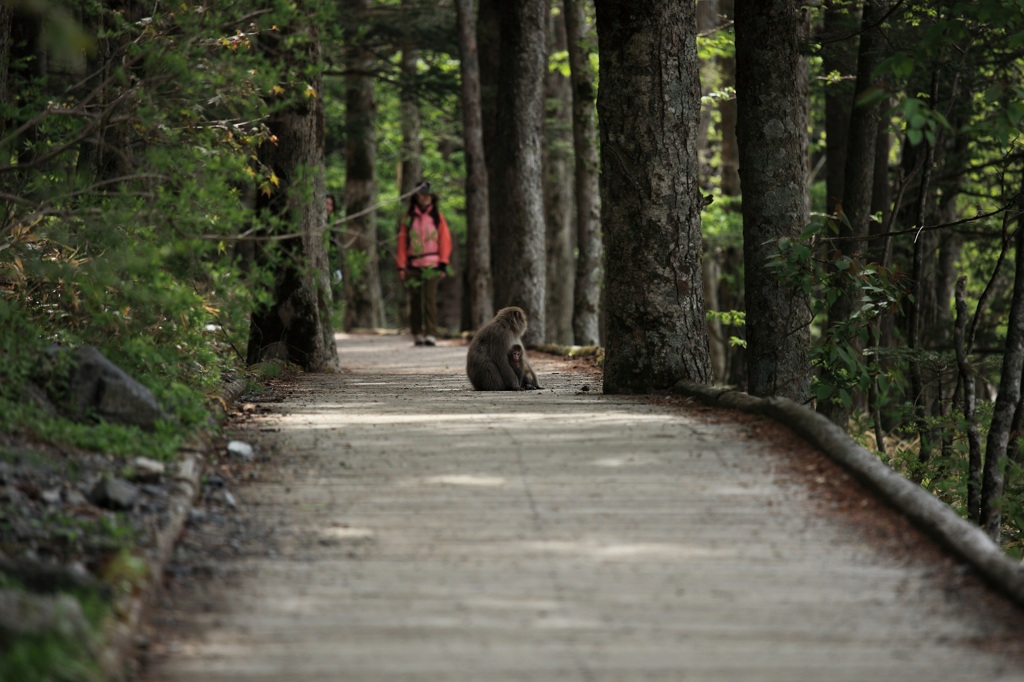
[89,475,140,510]
[63,488,90,506]
[65,345,168,430]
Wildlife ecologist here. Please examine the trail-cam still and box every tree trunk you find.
[980,204,1024,542]
[820,0,888,422]
[954,277,984,522]
[0,3,13,152]
[246,19,338,372]
[821,0,860,213]
[595,0,712,392]
[342,0,384,330]
[492,0,548,346]
[544,9,575,345]
[477,0,502,290]
[564,0,602,347]
[734,0,812,402]
[399,1,422,197]
[456,0,494,331]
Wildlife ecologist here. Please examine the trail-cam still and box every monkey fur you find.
[508,343,541,390]
[466,307,529,391]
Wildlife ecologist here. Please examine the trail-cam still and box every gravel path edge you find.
[671,381,1024,610]
[98,378,248,680]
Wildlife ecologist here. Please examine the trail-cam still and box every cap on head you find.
[415,179,431,195]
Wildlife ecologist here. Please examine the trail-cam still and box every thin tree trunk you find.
[908,72,939,468]
[735,0,812,402]
[399,2,422,196]
[820,0,887,423]
[954,277,984,521]
[981,209,1024,542]
[342,0,384,330]
[564,0,602,346]
[477,0,501,290]
[456,0,494,331]
[821,0,860,214]
[1,3,14,152]
[493,0,548,346]
[595,0,712,392]
[544,8,575,345]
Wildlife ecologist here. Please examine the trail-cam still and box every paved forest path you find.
[138,333,1024,682]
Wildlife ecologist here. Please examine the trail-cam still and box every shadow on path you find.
[137,333,1024,682]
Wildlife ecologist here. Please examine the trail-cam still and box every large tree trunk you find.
[342,0,384,331]
[734,0,812,402]
[246,20,338,372]
[544,8,575,345]
[981,204,1024,542]
[492,0,547,346]
[456,0,494,331]
[564,0,602,347]
[595,0,712,393]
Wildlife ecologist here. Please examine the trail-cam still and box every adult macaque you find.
[466,307,528,391]
[508,343,541,390]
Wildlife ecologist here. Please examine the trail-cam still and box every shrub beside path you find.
[138,333,1024,682]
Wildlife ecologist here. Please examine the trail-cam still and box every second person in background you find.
[396,180,452,346]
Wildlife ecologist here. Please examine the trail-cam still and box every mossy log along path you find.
[140,333,1024,682]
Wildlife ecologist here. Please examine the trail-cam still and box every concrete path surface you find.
[138,333,1024,682]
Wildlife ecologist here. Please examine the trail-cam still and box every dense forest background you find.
[1,0,1023,556]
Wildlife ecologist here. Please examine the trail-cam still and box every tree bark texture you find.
[456,0,494,331]
[594,0,712,392]
[476,0,501,284]
[821,0,859,214]
[734,0,812,402]
[493,0,548,346]
[819,0,888,423]
[954,277,984,522]
[544,8,575,345]
[564,0,602,347]
[1,3,13,150]
[247,21,338,372]
[343,0,384,331]
[981,209,1024,542]
[399,2,422,197]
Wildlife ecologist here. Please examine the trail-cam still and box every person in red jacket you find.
[396,180,452,346]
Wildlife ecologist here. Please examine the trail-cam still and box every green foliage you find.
[0,1,288,456]
[770,216,909,414]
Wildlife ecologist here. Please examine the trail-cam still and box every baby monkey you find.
[508,343,541,390]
